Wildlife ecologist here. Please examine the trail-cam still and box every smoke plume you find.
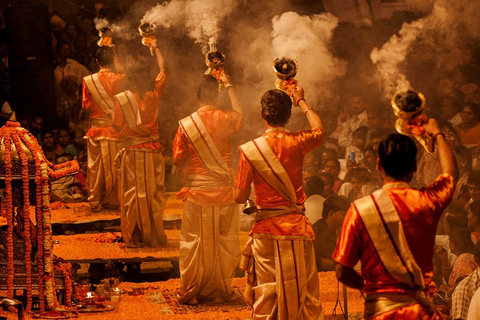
[271,11,346,107]
[184,0,238,54]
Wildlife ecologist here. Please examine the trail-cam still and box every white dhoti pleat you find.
[86,139,121,209]
[178,201,240,303]
[119,148,167,247]
[250,238,323,320]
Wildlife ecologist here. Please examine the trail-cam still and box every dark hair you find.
[449,227,475,254]
[41,130,55,140]
[468,170,480,186]
[322,195,350,220]
[470,201,480,220]
[305,176,324,197]
[350,167,370,182]
[322,148,339,160]
[378,134,417,180]
[96,47,115,68]
[261,89,292,126]
[194,75,219,105]
[318,172,334,187]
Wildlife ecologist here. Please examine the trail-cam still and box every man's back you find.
[173,106,242,205]
[334,174,455,294]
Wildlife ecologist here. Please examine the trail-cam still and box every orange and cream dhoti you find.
[114,88,167,247]
[174,110,241,303]
[239,137,323,320]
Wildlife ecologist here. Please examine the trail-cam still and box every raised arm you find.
[424,118,458,182]
[292,86,324,133]
[150,39,166,74]
[220,71,243,115]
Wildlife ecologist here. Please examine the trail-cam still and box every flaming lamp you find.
[391,89,433,152]
[205,51,227,91]
[138,22,157,56]
[97,27,114,47]
[273,57,298,96]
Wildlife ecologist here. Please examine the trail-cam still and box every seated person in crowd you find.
[440,90,464,126]
[312,195,350,271]
[344,125,368,162]
[323,158,343,193]
[451,242,480,320]
[50,154,85,202]
[435,211,468,285]
[338,94,368,150]
[453,146,474,209]
[41,130,63,163]
[360,145,383,185]
[56,128,77,157]
[318,172,336,198]
[304,176,326,226]
[320,147,339,170]
[446,228,477,290]
[455,102,480,146]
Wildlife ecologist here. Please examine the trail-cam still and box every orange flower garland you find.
[0,121,78,313]
[3,125,14,299]
[11,131,33,311]
[53,257,72,306]
[22,131,47,312]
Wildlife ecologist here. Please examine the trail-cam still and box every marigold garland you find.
[3,128,14,299]
[0,121,78,313]
[11,132,33,311]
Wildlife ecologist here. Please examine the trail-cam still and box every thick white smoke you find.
[141,1,185,29]
[271,11,346,107]
[184,0,238,54]
[370,1,452,99]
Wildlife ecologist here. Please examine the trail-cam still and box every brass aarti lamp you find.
[138,22,157,56]
[97,27,114,47]
[391,89,433,152]
[272,57,298,95]
[205,51,227,91]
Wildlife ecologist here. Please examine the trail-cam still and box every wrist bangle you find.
[296,98,306,107]
[433,132,445,141]
[304,107,313,116]
[225,83,234,88]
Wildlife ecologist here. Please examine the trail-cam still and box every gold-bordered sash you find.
[83,74,114,116]
[179,112,232,183]
[115,90,152,136]
[354,188,424,289]
[239,137,303,219]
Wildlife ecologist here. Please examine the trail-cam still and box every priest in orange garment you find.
[173,73,243,305]
[82,46,126,212]
[113,39,167,248]
[235,87,324,319]
[333,121,458,319]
